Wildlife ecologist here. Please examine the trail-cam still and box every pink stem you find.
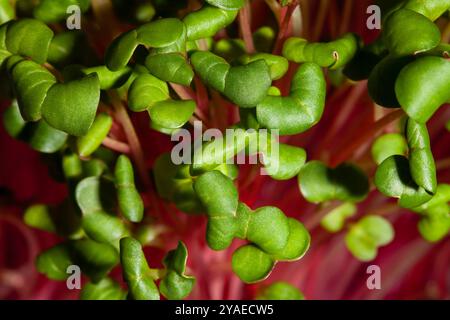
[109,91,151,189]
[102,136,131,154]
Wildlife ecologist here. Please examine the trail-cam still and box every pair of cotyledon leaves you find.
[36,237,194,300]
[298,161,370,204]
[1,19,101,137]
[372,130,448,242]
[153,158,310,283]
[75,156,143,240]
[52,239,195,301]
[318,202,395,262]
[348,1,450,123]
[410,184,450,243]
[345,215,394,262]
[374,119,437,209]
[4,100,113,157]
[32,153,194,300]
[120,238,195,300]
[194,170,310,283]
[105,9,359,135]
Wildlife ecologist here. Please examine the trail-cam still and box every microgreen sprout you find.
[0,0,449,301]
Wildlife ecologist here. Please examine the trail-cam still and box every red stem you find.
[239,0,255,54]
[330,109,405,166]
[273,4,297,54]
[109,91,151,189]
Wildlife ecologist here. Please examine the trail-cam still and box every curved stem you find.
[109,91,151,189]
[102,136,131,154]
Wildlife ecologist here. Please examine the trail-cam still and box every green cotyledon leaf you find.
[374,155,433,209]
[24,204,56,233]
[320,202,357,233]
[105,30,139,71]
[256,62,326,135]
[261,143,307,181]
[136,18,186,49]
[234,203,310,262]
[80,278,127,300]
[368,56,413,108]
[148,99,196,134]
[257,282,305,300]
[24,199,82,239]
[345,216,394,262]
[37,239,119,282]
[5,18,53,64]
[159,242,195,300]
[120,237,160,300]
[128,73,169,112]
[81,211,129,249]
[26,120,68,153]
[82,65,132,90]
[154,155,238,214]
[42,73,101,136]
[246,206,290,254]
[183,5,238,41]
[403,0,450,21]
[145,52,194,86]
[411,184,450,242]
[194,180,310,283]
[33,0,90,23]
[412,184,450,213]
[231,245,275,283]
[114,155,144,223]
[272,218,310,261]
[68,239,119,282]
[406,118,437,194]
[205,0,244,10]
[0,0,14,24]
[193,170,239,250]
[191,127,257,174]
[371,133,408,165]
[47,31,83,66]
[36,243,73,280]
[7,56,56,121]
[76,113,112,157]
[298,161,369,203]
[190,50,272,108]
[62,152,82,179]
[3,101,69,154]
[0,22,11,66]
[192,169,311,282]
[395,56,450,123]
[383,9,441,57]
[417,205,450,243]
[282,33,360,69]
[2,101,25,138]
[240,53,289,80]
[75,176,128,248]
